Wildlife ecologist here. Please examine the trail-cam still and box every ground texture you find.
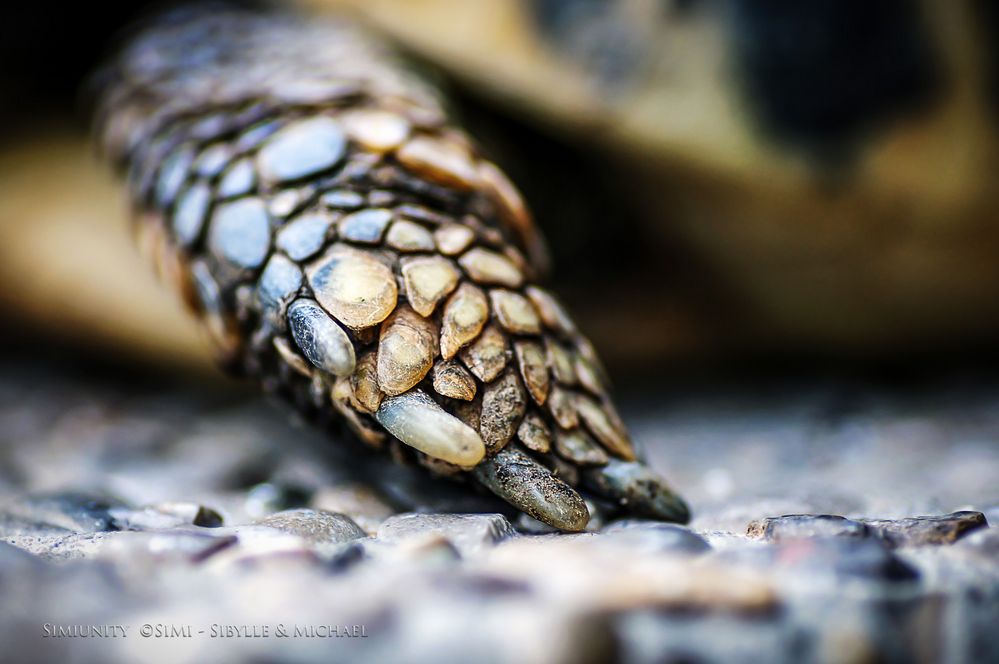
[1,360,997,663]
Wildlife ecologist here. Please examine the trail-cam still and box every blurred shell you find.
[317,0,999,354]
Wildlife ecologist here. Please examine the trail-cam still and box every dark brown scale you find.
[94,8,688,531]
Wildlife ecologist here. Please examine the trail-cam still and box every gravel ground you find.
[0,359,996,663]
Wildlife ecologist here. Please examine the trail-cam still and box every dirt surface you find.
[0,357,996,663]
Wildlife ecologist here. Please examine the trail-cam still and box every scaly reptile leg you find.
[94,8,688,531]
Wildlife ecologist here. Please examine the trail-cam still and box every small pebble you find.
[747,514,872,543]
[259,508,367,546]
[376,513,515,557]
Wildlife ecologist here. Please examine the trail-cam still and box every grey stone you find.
[601,519,711,555]
[20,531,119,561]
[1,350,999,663]
[311,485,395,535]
[376,513,515,556]
[50,529,236,564]
[747,514,871,542]
[859,511,987,547]
[258,509,367,546]
[0,491,125,535]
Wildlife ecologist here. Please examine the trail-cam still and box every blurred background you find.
[5,0,999,382]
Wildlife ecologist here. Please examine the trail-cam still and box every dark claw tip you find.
[473,448,590,532]
[583,459,691,524]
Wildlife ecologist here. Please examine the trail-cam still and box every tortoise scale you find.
[93,8,688,531]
